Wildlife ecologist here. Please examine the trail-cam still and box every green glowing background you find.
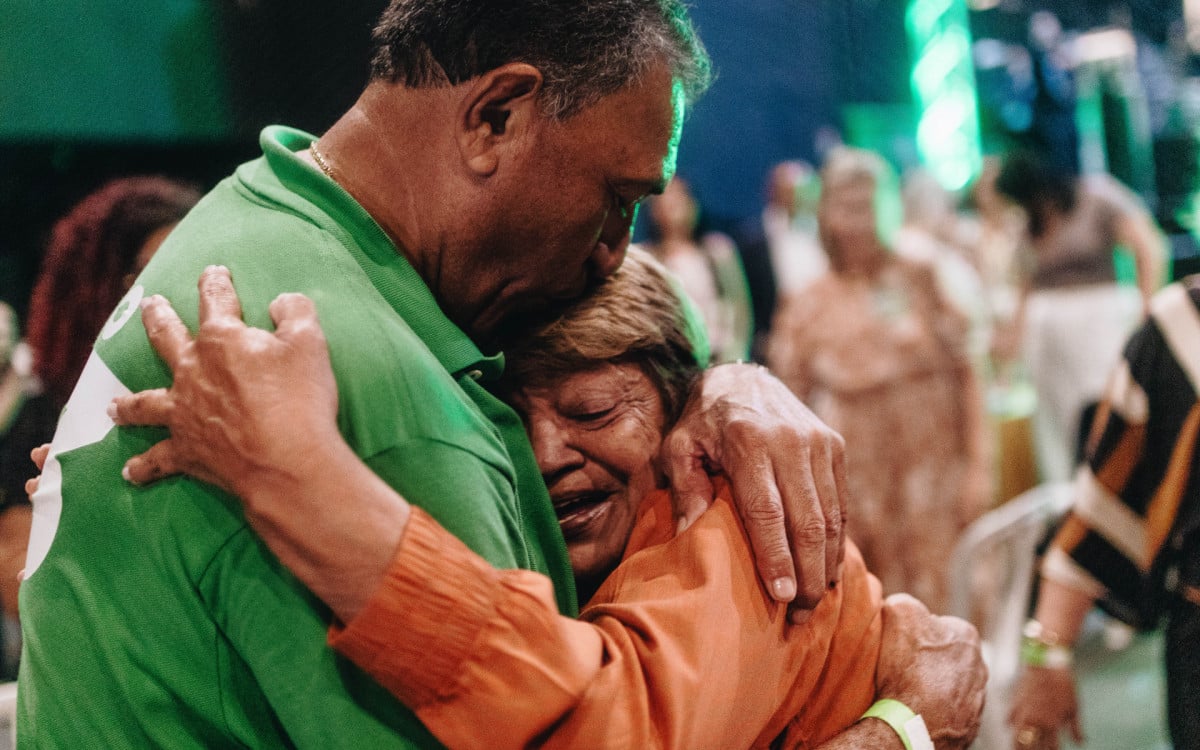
[0,0,231,140]
[906,0,983,192]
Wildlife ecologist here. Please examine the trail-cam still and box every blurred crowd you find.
[636,144,1166,618]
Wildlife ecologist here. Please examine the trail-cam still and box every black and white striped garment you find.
[1043,274,1200,628]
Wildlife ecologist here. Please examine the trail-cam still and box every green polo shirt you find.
[18,126,576,748]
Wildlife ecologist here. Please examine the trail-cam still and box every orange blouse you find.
[330,478,883,749]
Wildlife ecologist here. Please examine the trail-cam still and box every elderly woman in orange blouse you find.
[99,250,986,749]
[769,148,991,614]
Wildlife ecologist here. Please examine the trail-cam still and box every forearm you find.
[331,498,874,750]
[330,509,660,750]
[1032,575,1095,645]
[1134,236,1166,310]
[1137,252,1156,307]
[240,434,409,623]
[815,719,904,750]
[1124,213,1167,308]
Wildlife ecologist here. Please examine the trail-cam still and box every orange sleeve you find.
[330,483,882,750]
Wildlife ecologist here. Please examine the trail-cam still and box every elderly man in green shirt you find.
[19,1,860,747]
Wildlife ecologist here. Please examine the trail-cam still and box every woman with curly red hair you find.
[25,176,201,409]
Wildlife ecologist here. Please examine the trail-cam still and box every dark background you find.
[2,0,1195,317]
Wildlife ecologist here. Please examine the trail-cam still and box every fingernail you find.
[789,609,813,626]
[121,464,135,484]
[675,516,688,535]
[16,569,24,583]
[772,577,797,601]
[106,401,118,422]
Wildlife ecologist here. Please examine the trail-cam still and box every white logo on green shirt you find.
[25,353,130,577]
[100,285,144,341]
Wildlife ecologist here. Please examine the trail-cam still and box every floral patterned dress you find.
[768,257,989,612]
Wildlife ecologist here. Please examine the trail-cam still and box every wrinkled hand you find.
[875,594,987,749]
[109,265,341,501]
[1008,666,1082,750]
[661,363,848,617]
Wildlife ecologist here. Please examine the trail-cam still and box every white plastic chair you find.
[947,483,1074,750]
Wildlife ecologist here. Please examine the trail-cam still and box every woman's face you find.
[819,178,882,269]
[515,363,666,586]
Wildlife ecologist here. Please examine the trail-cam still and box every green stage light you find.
[906,0,982,191]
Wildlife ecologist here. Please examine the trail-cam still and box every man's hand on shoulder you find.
[111,265,341,501]
[660,362,848,620]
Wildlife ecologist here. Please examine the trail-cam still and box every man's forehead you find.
[580,69,687,192]
[620,78,686,191]
[657,78,687,186]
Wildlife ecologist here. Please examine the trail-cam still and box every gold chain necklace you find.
[310,141,335,179]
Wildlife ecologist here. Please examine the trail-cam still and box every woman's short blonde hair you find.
[502,247,704,426]
[820,146,889,194]
[817,146,902,259]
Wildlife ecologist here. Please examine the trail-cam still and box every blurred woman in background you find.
[993,152,1166,483]
[769,147,990,614]
[643,177,753,363]
[25,176,201,411]
[895,168,991,371]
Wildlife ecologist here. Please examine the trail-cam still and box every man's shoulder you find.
[164,176,348,273]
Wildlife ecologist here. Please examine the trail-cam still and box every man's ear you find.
[458,63,544,177]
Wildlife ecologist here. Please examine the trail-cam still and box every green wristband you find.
[1021,619,1074,669]
[1020,637,1074,668]
[861,698,934,750]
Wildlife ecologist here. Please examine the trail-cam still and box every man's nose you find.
[591,231,630,280]
[593,207,636,279]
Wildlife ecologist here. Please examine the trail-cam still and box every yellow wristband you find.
[861,699,934,750]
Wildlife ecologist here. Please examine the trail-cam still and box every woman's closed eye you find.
[560,399,620,425]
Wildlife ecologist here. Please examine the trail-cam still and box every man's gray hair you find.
[369,0,712,119]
